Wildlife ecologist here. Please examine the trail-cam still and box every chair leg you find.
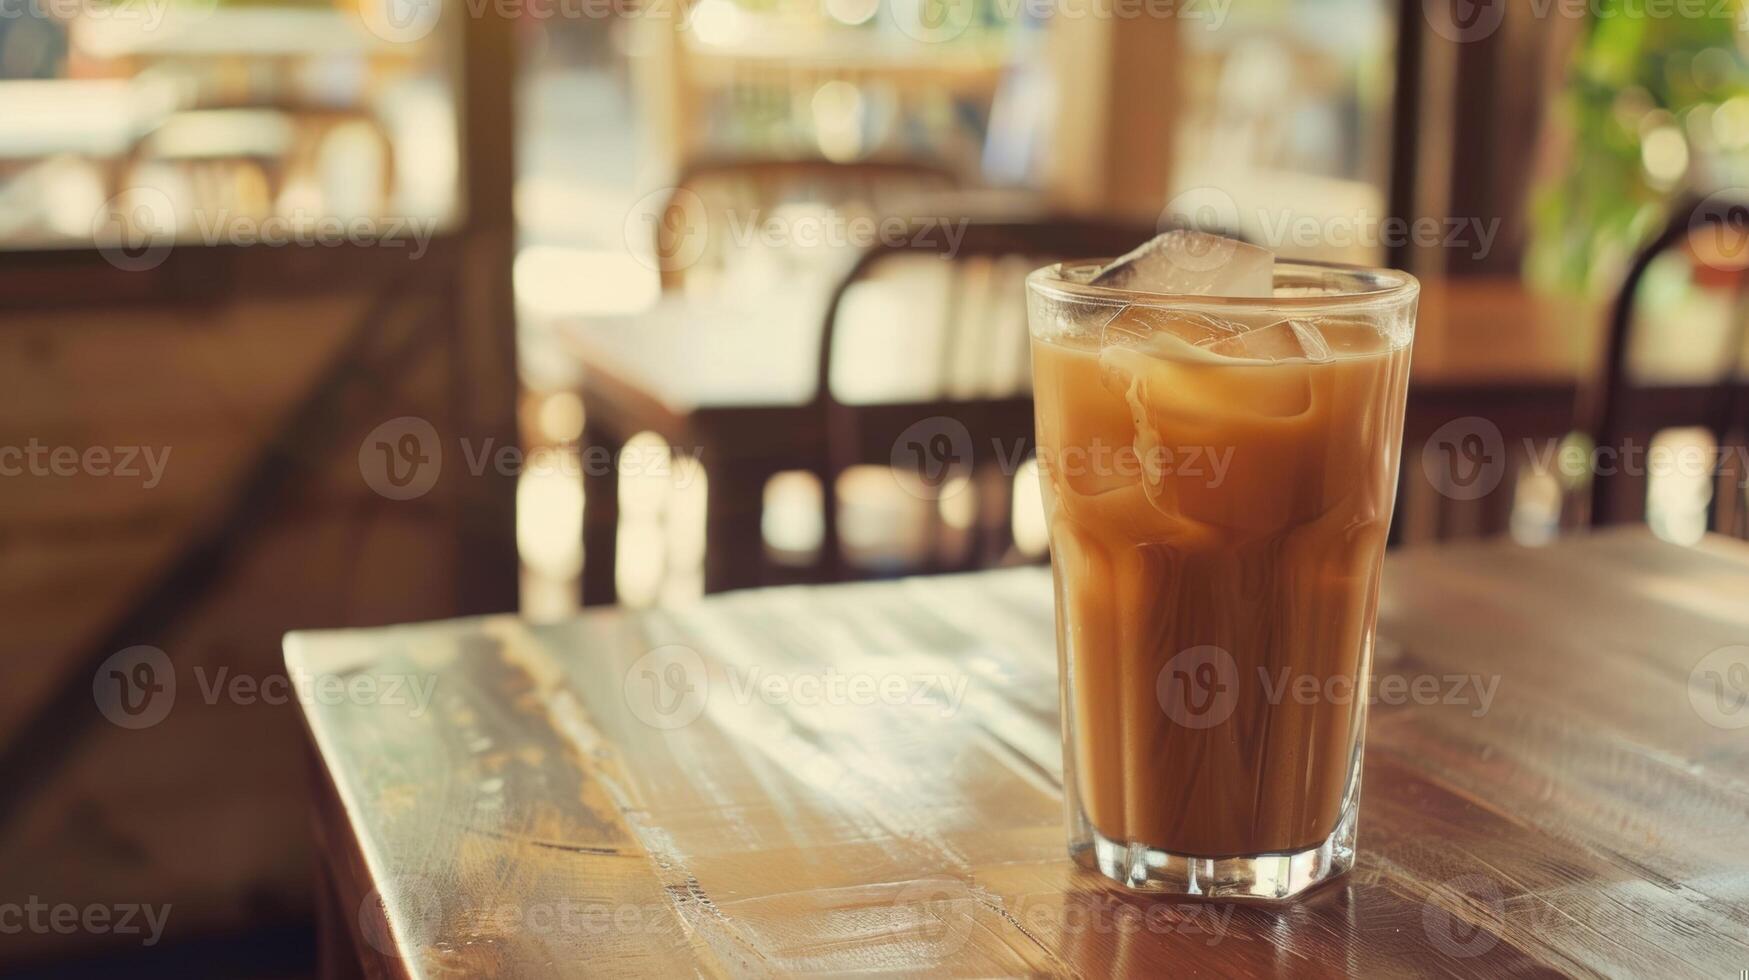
[817,462,845,583]
[581,426,624,607]
[704,459,770,594]
[979,465,1014,568]
[1717,440,1749,538]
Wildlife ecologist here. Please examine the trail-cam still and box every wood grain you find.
[292,530,1749,977]
[0,240,521,963]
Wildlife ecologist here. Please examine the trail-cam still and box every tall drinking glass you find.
[1026,259,1418,899]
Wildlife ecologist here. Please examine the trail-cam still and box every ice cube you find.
[1097,313,1326,436]
[1091,230,1274,298]
[1202,319,1332,363]
[1099,306,1242,353]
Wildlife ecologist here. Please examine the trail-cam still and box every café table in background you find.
[1402,278,1600,540]
[562,274,1605,602]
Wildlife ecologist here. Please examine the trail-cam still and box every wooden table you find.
[293,528,1749,977]
[562,289,830,604]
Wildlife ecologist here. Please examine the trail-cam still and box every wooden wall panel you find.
[0,248,517,965]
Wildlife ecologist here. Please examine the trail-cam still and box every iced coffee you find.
[1026,233,1417,899]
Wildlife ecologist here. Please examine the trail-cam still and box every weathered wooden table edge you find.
[290,529,1749,977]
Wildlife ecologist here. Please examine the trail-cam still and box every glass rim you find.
[1026,257,1420,312]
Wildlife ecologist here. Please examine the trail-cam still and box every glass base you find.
[1069,797,1357,901]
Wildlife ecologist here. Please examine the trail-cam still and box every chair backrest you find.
[1587,195,1749,536]
[807,218,1159,579]
[653,156,960,291]
[813,218,1159,409]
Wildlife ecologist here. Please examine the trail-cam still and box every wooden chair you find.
[652,156,959,291]
[811,218,1158,580]
[1586,195,1749,537]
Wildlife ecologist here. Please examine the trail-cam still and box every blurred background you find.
[2,0,1747,974]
